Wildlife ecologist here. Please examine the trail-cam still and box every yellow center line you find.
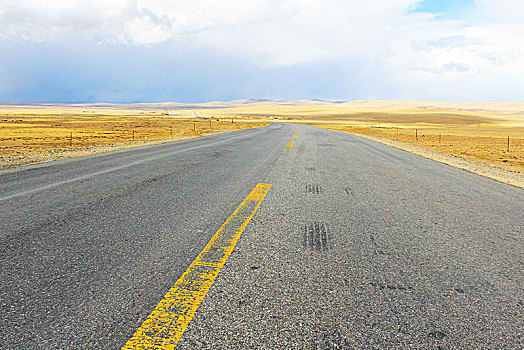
[122,183,272,350]
[284,142,294,151]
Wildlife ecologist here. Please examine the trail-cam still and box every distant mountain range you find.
[1,99,523,115]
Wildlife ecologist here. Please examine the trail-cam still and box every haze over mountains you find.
[2,99,524,116]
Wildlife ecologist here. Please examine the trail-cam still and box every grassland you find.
[195,103,524,175]
[2,101,523,180]
[319,123,523,174]
[0,108,265,168]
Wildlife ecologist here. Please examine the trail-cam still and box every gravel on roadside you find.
[355,133,524,189]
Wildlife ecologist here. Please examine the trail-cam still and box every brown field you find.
[2,101,524,177]
[196,103,524,175]
[319,123,524,174]
[0,108,266,168]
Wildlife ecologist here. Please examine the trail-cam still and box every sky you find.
[0,0,523,103]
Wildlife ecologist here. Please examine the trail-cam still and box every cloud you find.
[0,0,522,102]
[0,0,178,44]
[424,35,487,49]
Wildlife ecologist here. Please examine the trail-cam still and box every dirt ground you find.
[0,112,266,169]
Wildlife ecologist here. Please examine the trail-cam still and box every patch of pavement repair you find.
[351,133,524,189]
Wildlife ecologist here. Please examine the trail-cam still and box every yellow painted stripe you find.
[284,142,294,151]
[292,134,297,137]
[122,183,272,350]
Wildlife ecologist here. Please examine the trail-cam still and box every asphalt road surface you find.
[1,123,522,349]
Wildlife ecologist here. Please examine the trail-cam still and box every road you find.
[0,123,522,349]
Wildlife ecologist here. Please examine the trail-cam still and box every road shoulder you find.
[331,130,524,189]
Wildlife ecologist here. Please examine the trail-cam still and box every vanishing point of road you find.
[1,123,522,349]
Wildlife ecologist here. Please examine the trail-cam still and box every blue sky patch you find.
[412,0,474,19]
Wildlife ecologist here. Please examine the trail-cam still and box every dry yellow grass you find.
[2,102,523,175]
[320,123,524,174]
[0,110,265,168]
[198,104,524,174]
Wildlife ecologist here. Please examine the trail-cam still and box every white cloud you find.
[473,0,524,24]
[0,0,522,101]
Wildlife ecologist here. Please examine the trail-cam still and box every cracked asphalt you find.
[1,123,522,349]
